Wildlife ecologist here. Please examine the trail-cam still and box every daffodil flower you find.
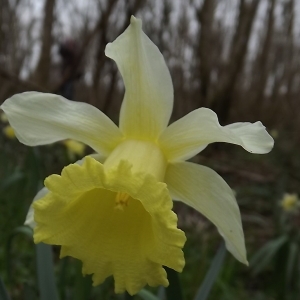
[3,125,16,139]
[0,111,8,122]
[62,139,86,161]
[1,16,274,294]
[280,193,300,212]
[1,111,16,139]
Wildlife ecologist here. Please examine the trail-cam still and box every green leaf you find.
[286,242,298,286]
[250,235,288,275]
[36,243,59,300]
[0,276,10,300]
[6,226,33,281]
[0,170,24,191]
[157,286,165,299]
[194,242,226,300]
[11,226,33,238]
[137,289,161,300]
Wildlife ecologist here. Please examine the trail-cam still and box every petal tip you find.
[130,15,142,27]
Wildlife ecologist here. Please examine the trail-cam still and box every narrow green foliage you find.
[0,276,10,300]
[6,226,33,282]
[36,243,59,300]
[137,289,161,300]
[286,242,298,286]
[194,242,226,300]
[0,170,24,191]
[250,235,288,275]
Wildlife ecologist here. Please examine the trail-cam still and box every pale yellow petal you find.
[159,108,274,161]
[105,16,173,140]
[1,92,123,156]
[165,161,247,265]
[33,157,185,295]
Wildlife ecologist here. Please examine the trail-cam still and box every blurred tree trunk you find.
[0,0,5,55]
[283,0,295,107]
[33,0,56,87]
[157,0,171,57]
[0,0,22,73]
[0,0,26,99]
[52,1,124,97]
[101,0,145,113]
[253,0,276,108]
[90,0,119,107]
[91,0,144,109]
[0,0,9,70]
[268,0,295,124]
[196,0,217,107]
[210,0,259,124]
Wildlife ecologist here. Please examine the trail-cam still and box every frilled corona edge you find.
[33,156,186,295]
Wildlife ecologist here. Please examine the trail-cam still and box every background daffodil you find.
[1,111,16,139]
[2,125,15,139]
[62,139,86,161]
[280,193,300,212]
[1,16,274,294]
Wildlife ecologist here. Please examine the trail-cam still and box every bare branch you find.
[0,68,49,96]
[253,0,276,107]
[196,0,217,105]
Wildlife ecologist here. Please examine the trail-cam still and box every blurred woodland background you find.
[1,0,300,299]
[1,0,300,128]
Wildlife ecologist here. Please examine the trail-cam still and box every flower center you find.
[104,139,167,181]
[115,192,130,210]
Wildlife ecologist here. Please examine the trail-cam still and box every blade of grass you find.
[0,170,24,191]
[10,226,33,238]
[6,226,33,281]
[194,242,226,300]
[157,286,165,299]
[138,289,161,300]
[35,243,59,300]
[286,242,298,287]
[0,276,10,300]
[124,289,162,300]
[250,235,288,275]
